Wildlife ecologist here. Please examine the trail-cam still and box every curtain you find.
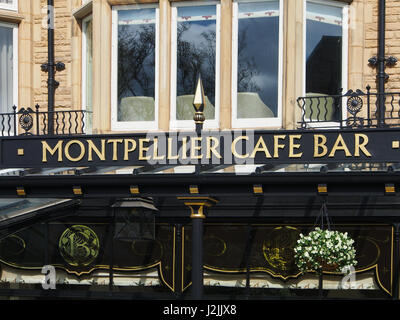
[0,26,13,115]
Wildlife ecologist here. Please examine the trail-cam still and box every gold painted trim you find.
[188,205,206,219]
[181,223,393,295]
[0,224,176,292]
[177,196,219,204]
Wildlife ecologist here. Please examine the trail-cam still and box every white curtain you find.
[0,26,13,114]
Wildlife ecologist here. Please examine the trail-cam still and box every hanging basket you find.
[294,227,357,274]
[318,258,339,272]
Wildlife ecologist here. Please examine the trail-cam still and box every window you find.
[111,4,159,131]
[0,0,17,11]
[170,1,220,129]
[0,22,17,120]
[82,15,93,134]
[304,0,348,123]
[232,0,283,128]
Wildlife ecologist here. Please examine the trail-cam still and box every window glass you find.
[117,8,156,123]
[175,5,217,121]
[236,0,280,120]
[0,25,13,115]
[306,2,342,97]
[0,0,16,10]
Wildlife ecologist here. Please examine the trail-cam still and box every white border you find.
[231,0,283,129]
[82,14,92,134]
[302,0,348,129]
[0,21,18,117]
[0,0,17,11]
[170,1,221,130]
[111,4,159,131]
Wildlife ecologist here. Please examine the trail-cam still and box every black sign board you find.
[2,128,400,168]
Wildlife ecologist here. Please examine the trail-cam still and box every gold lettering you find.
[250,136,272,159]
[153,138,165,160]
[65,140,85,162]
[314,134,328,157]
[273,135,286,158]
[107,139,123,161]
[139,138,151,160]
[354,134,371,157]
[87,139,106,161]
[124,139,136,161]
[231,136,249,159]
[289,135,303,158]
[168,137,179,160]
[328,134,352,157]
[206,136,222,159]
[191,137,202,159]
[42,140,63,162]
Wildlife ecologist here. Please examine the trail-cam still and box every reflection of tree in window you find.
[177,21,216,106]
[236,14,280,117]
[118,24,155,101]
[237,27,260,93]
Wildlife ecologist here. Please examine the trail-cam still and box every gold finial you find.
[193,74,205,111]
[193,74,206,124]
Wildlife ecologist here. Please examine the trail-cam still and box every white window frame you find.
[111,4,159,131]
[0,0,18,11]
[82,14,92,134]
[302,0,348,129]
[0,21,18,113]
[170,0,221,130]
[231,0,283,129]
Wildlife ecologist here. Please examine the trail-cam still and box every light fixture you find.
[189,185,199,194]
[317,184,328,195]
[16,186,26,196]
[253,184,263,194]
[130,185,140,195]
[112,197,158,242]
[72,186,83,195]
[385,183,396,195]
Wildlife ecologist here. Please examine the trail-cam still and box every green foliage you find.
[294,227,357,274]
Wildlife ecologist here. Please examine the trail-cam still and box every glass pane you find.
[117,9,156,122]
[306,2,342,97]
[176,5,216,121]
[237,1,280,119]
[0,26,13,115]
[0,0,13,4]
[84,19,93,133]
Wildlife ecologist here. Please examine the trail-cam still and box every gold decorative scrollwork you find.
[58,225,100,267]
[262,226,301,271]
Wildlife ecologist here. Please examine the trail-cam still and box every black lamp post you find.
[190,75,206,300]
[369,0,397,127]
[41,0,65,135]
[193,75,206,175]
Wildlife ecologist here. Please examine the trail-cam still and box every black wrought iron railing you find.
[297,86,400,129]
[0,105,91,136]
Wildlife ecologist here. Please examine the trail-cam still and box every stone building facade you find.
[1,0,398,134]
